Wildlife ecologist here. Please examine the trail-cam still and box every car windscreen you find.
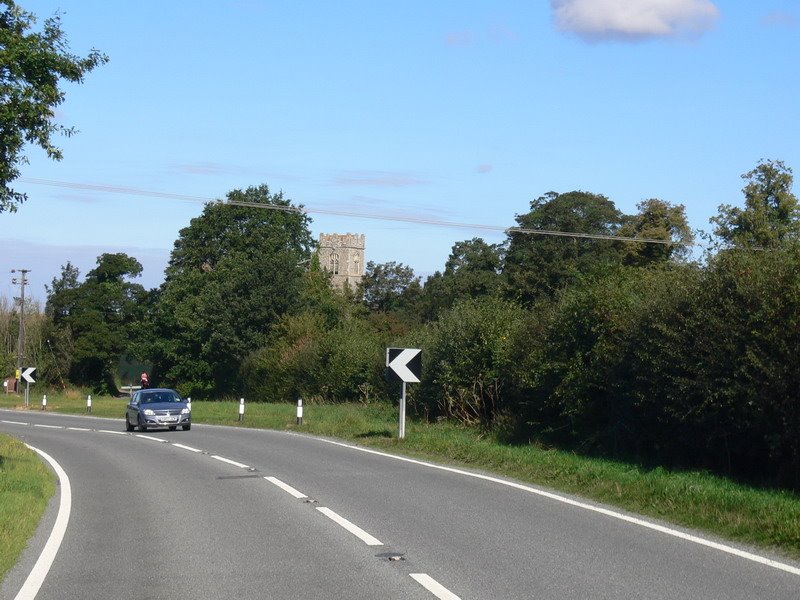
[140,392,181,404]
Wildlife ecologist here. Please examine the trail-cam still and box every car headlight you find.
[143,409,155,416]
[181,408,190,414]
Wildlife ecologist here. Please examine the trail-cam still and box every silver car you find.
[125,388,191,432]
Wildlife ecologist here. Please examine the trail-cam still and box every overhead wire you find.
[22,176,686,246]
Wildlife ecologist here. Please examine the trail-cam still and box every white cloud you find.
[552,0,720,41]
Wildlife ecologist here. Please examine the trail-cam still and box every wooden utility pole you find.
[11,269,30,378]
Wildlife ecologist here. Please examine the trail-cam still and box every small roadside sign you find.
[386,348,422,383]
[22,367,36,383]
[20,367,36,407]
[385,348,422,440]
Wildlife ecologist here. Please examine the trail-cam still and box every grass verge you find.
[0,434,56,583]
[2,392,799,560]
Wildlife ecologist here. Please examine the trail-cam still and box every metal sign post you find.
[398,381,407,439]
[386,348,421,440]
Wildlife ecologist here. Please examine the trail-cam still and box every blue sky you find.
[1,0,798,301]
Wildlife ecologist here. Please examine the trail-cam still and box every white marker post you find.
[187,397,191,412]
[86,395,92,413]
[42,394,47,410]
[296,398,303,425]
[238,397,245,422]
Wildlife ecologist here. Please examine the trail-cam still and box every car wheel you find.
[138,416,147,432]
[182,424,191,431]
[125,416,134,432]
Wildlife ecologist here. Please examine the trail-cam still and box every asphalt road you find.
[1,408,798,599]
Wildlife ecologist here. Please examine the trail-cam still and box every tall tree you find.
[358,261,421,314]
[503,191,624,304]
[46,253,146,392]
[150,184,314,397]
[420,238,503,321]
[711,159,800,249]
[0,1,108,212]
[618,199,694,266]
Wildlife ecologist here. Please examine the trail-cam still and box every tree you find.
[503,191,624,304]
[420,238,503,321]
[711,159,800,249]
[0,1,108,212]
[618,199,694,266]
[46,253,146,392]
[150,184,314,397]
[358,261,421,313]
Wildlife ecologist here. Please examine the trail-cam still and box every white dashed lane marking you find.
[410,574,462,600]
[316,507,383,546]
[135,434,169,443]
[265,476,308,499]
[211,455,250,469]
[172,443,202,453]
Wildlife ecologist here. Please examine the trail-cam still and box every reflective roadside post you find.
[42,394,47,410]
[238,397,245,422]
[296,398,303,425]
[87,394,92,413]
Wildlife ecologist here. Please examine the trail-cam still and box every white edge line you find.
[1,420,29,425]
[172,443,202,453]
[135,434,169,443]
[33,424,62,430]
[16,445,72,600]
[97,429,126,435]
[310,437,800,577]
[265,476,308,499]
[211,455,250,469]
[316,507,382,546]
[410,573,462,600]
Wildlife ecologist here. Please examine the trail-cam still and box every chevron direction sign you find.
[386,348,422,383]
[21,367,36,384]
[386,348,421,440]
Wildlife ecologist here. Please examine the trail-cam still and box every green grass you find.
[0,434,56,583]
[2,392,799,560]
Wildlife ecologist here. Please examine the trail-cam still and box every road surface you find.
[1,409,798,599]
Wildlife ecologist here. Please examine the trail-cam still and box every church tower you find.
[318,233,365,289]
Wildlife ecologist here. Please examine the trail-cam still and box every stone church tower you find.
[318,233,365,289]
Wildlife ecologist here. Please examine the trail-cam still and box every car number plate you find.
[162,417,178,423]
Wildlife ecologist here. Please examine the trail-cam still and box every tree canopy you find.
[419,238,503,321]
[0,1,108,212]
[711,159,799,249]
[45,254,146,393]
[358,261,421,314]
[502,191,625,303]
[149,185,314,397]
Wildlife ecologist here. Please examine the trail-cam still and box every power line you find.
[21,177,684,246]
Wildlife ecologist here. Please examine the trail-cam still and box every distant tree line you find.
[5,160,799,489]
